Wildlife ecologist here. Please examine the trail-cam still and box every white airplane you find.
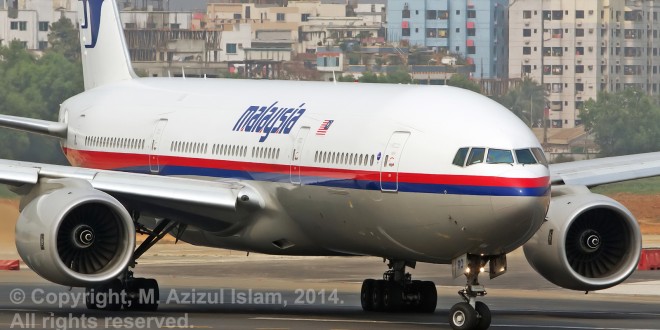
[0,1,659,329]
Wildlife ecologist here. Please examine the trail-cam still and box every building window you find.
[467,28,475,36]
[552,10,563,20]
[467,10,476,18]
[523,10,532,19]
[576,10,584,19]
[575,65,584,73]
[523,29,531,37]
[426,28,437,38]
[552,65,563,75]
[19,21,27,31]
[402,8,410,18]
[10,21,18,30]
[233,13,241,19]
[438,29,448,38]
[276,13,285,21]
[552,28,562,38]
[523,47,531,55]
[301,14,310,22]
[38,41,48,50]
[438,10,448,19]
[402,28,410,36]
[522,65,531,74]
[226,43,237,54]
[467,46,475,54]
[456,10,461,15]
[576,29,584,37]
[426,10,437,19]
[576,83,584,92]
[38,21,49,32]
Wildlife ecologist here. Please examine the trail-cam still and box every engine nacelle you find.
[523,185,642,291]
[15,179,135,287]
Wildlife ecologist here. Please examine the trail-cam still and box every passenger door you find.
[380,131,410,192]
[149,119,168,174]
[290,126,310,184]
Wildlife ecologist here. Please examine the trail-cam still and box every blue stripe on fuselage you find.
[116,165,549,197]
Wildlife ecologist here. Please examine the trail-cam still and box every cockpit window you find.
[452,147,469,166]
[466,148,485,166]
[515,149,537,164]
[486,149,514,164]
[531,148,549,166]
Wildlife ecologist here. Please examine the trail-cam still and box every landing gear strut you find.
[85,217,180,311]
[360,259,437,313]
[448,254,506,330]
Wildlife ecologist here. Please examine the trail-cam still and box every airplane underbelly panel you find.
[185,181,547,264]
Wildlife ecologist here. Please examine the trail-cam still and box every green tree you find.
[581,89,660,156]
[496,77,546,127]
[336,74,357,82]
[0,38,83,164]
[446,74,481,93]
[358,71,380,83]
[48,16,80,62]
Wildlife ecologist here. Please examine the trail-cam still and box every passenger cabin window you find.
[515,149,537,164]
[486,149,514,164]
[452,147,469,166]
[466,148,485,165]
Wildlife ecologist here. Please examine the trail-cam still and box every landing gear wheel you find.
[86,279,122,311]
[125,278,160,311]
[360,279,375,311]
[449,302,477,330]
[371,280,384,312]
[382,282,403,312]
[475,301,491,330]
[418,281,437,313]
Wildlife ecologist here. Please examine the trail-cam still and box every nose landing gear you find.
[448,254,506,330]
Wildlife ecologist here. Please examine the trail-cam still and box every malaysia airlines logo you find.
[232,102,306,142]
[79,0,104,49]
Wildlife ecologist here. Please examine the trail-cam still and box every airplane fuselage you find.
[60,78,550,264]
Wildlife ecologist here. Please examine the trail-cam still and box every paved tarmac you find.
[0,243,659,330]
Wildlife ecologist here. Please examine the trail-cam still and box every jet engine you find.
[15,179,135,287]
[523,185,642,291]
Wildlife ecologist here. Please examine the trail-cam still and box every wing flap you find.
[550,152,660,186]
[0,159,248,211]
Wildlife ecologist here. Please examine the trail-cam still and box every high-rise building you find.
[386,0,508,80]
[509,0,660,129]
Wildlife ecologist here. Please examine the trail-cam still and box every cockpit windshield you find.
[515,148,537,164]
[486,149,514,164]
[453,147,548,167]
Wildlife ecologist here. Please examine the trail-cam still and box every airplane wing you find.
[549,151,660,187]
[0,159,264,230]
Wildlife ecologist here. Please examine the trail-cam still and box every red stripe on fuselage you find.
[64,148,550,188]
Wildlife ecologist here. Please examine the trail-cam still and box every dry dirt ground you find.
[1,194,659,256]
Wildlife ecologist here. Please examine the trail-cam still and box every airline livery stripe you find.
[64,149,550,197]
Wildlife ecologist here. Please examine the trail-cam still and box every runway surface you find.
[0,244,659,330]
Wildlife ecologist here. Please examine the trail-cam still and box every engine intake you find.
[523,185,642,291]
[16,179,135,287]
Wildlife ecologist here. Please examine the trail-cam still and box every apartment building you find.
[386,0,508,79]
[0,0,75,50]
[509,0,660,129]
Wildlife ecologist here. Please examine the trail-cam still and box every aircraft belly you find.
[173,181,547,264]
